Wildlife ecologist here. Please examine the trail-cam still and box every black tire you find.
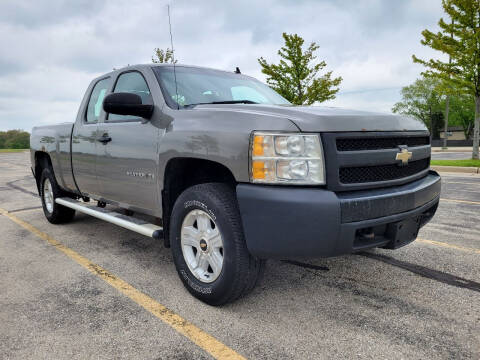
[170,183,264,305]
[40,167,76,224]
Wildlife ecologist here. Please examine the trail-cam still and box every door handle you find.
[97,134,112,144]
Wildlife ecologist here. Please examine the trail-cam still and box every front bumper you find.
[236,171,441,259]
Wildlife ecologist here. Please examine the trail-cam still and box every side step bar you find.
[55,197,163,239]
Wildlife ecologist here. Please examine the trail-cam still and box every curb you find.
[431,149,472,153]
[431,147,474,153]
[431,165,479,174]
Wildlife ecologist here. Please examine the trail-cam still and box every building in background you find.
[432,126,473,147]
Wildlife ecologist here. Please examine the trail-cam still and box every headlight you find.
[250,132,325,185]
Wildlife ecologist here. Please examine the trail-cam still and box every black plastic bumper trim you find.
[236,173,440,259]
[338,171,441,223]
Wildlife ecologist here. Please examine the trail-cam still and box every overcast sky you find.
[0,0,444,131]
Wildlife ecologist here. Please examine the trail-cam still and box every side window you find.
[86,78,110,123]
[108,71,152,121]
[231,86,268,104]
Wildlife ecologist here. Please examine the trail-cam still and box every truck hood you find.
[193,104,426,132]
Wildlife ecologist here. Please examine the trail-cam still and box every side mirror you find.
[103,92,154,119]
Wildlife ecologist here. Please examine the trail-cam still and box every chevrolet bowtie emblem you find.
[395,148,412,165]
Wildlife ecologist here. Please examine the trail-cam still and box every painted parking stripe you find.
[417,238,480,255]
[441,198,480,205]
[0,207,245,360]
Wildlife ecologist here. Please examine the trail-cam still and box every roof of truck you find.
[110,63,245,75]
[91,63,255,85]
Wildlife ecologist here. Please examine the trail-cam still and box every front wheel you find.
[170,183,264,305]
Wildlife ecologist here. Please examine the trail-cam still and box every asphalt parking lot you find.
[1,152,479,359]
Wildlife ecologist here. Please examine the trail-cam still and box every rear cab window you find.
[85,78,111,124]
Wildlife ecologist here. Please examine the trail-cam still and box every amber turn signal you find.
[252,160,266,179]
[252,135,264,157]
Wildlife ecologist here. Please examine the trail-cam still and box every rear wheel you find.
[40,168,75,224]
[170,183,264,305]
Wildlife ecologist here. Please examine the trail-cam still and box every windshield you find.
[153,66,291,108]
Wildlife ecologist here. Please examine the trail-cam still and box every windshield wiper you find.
[185,100,259,107]
[209,100,258,104]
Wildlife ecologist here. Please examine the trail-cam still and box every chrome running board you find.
[55,197,163,239]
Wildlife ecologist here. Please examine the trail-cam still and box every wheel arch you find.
[33,151,53,194]
[161,157,237,247]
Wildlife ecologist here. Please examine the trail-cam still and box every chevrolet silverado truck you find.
[30,64,441,305]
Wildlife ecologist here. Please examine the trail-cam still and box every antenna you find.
[167,4,179,109]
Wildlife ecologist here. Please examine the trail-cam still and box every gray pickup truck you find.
[30,64,441,305]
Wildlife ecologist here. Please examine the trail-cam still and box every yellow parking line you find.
[441,198,480,205]
[0,207,245,360]
[417,238,480,255]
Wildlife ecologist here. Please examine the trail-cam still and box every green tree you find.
[152,47,177,64]
[449,94,475,139]
[392,77,444,137]
[0,130,30,149]
[258,33,342,105]
[412,0,480,159]
[0,132,5,148]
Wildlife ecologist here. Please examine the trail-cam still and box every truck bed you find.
[30,122,74,192]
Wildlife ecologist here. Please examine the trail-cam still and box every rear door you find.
[95,70,159,213]
[71,77,111,198]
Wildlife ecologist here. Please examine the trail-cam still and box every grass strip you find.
[431,159,480,167]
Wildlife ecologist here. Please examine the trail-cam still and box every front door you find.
[95,70,159,213]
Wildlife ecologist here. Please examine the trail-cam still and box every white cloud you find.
[0,0,444,131]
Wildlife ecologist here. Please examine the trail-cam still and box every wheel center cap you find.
[199,239,208,252]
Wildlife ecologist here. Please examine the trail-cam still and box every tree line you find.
[0,130,30,149]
